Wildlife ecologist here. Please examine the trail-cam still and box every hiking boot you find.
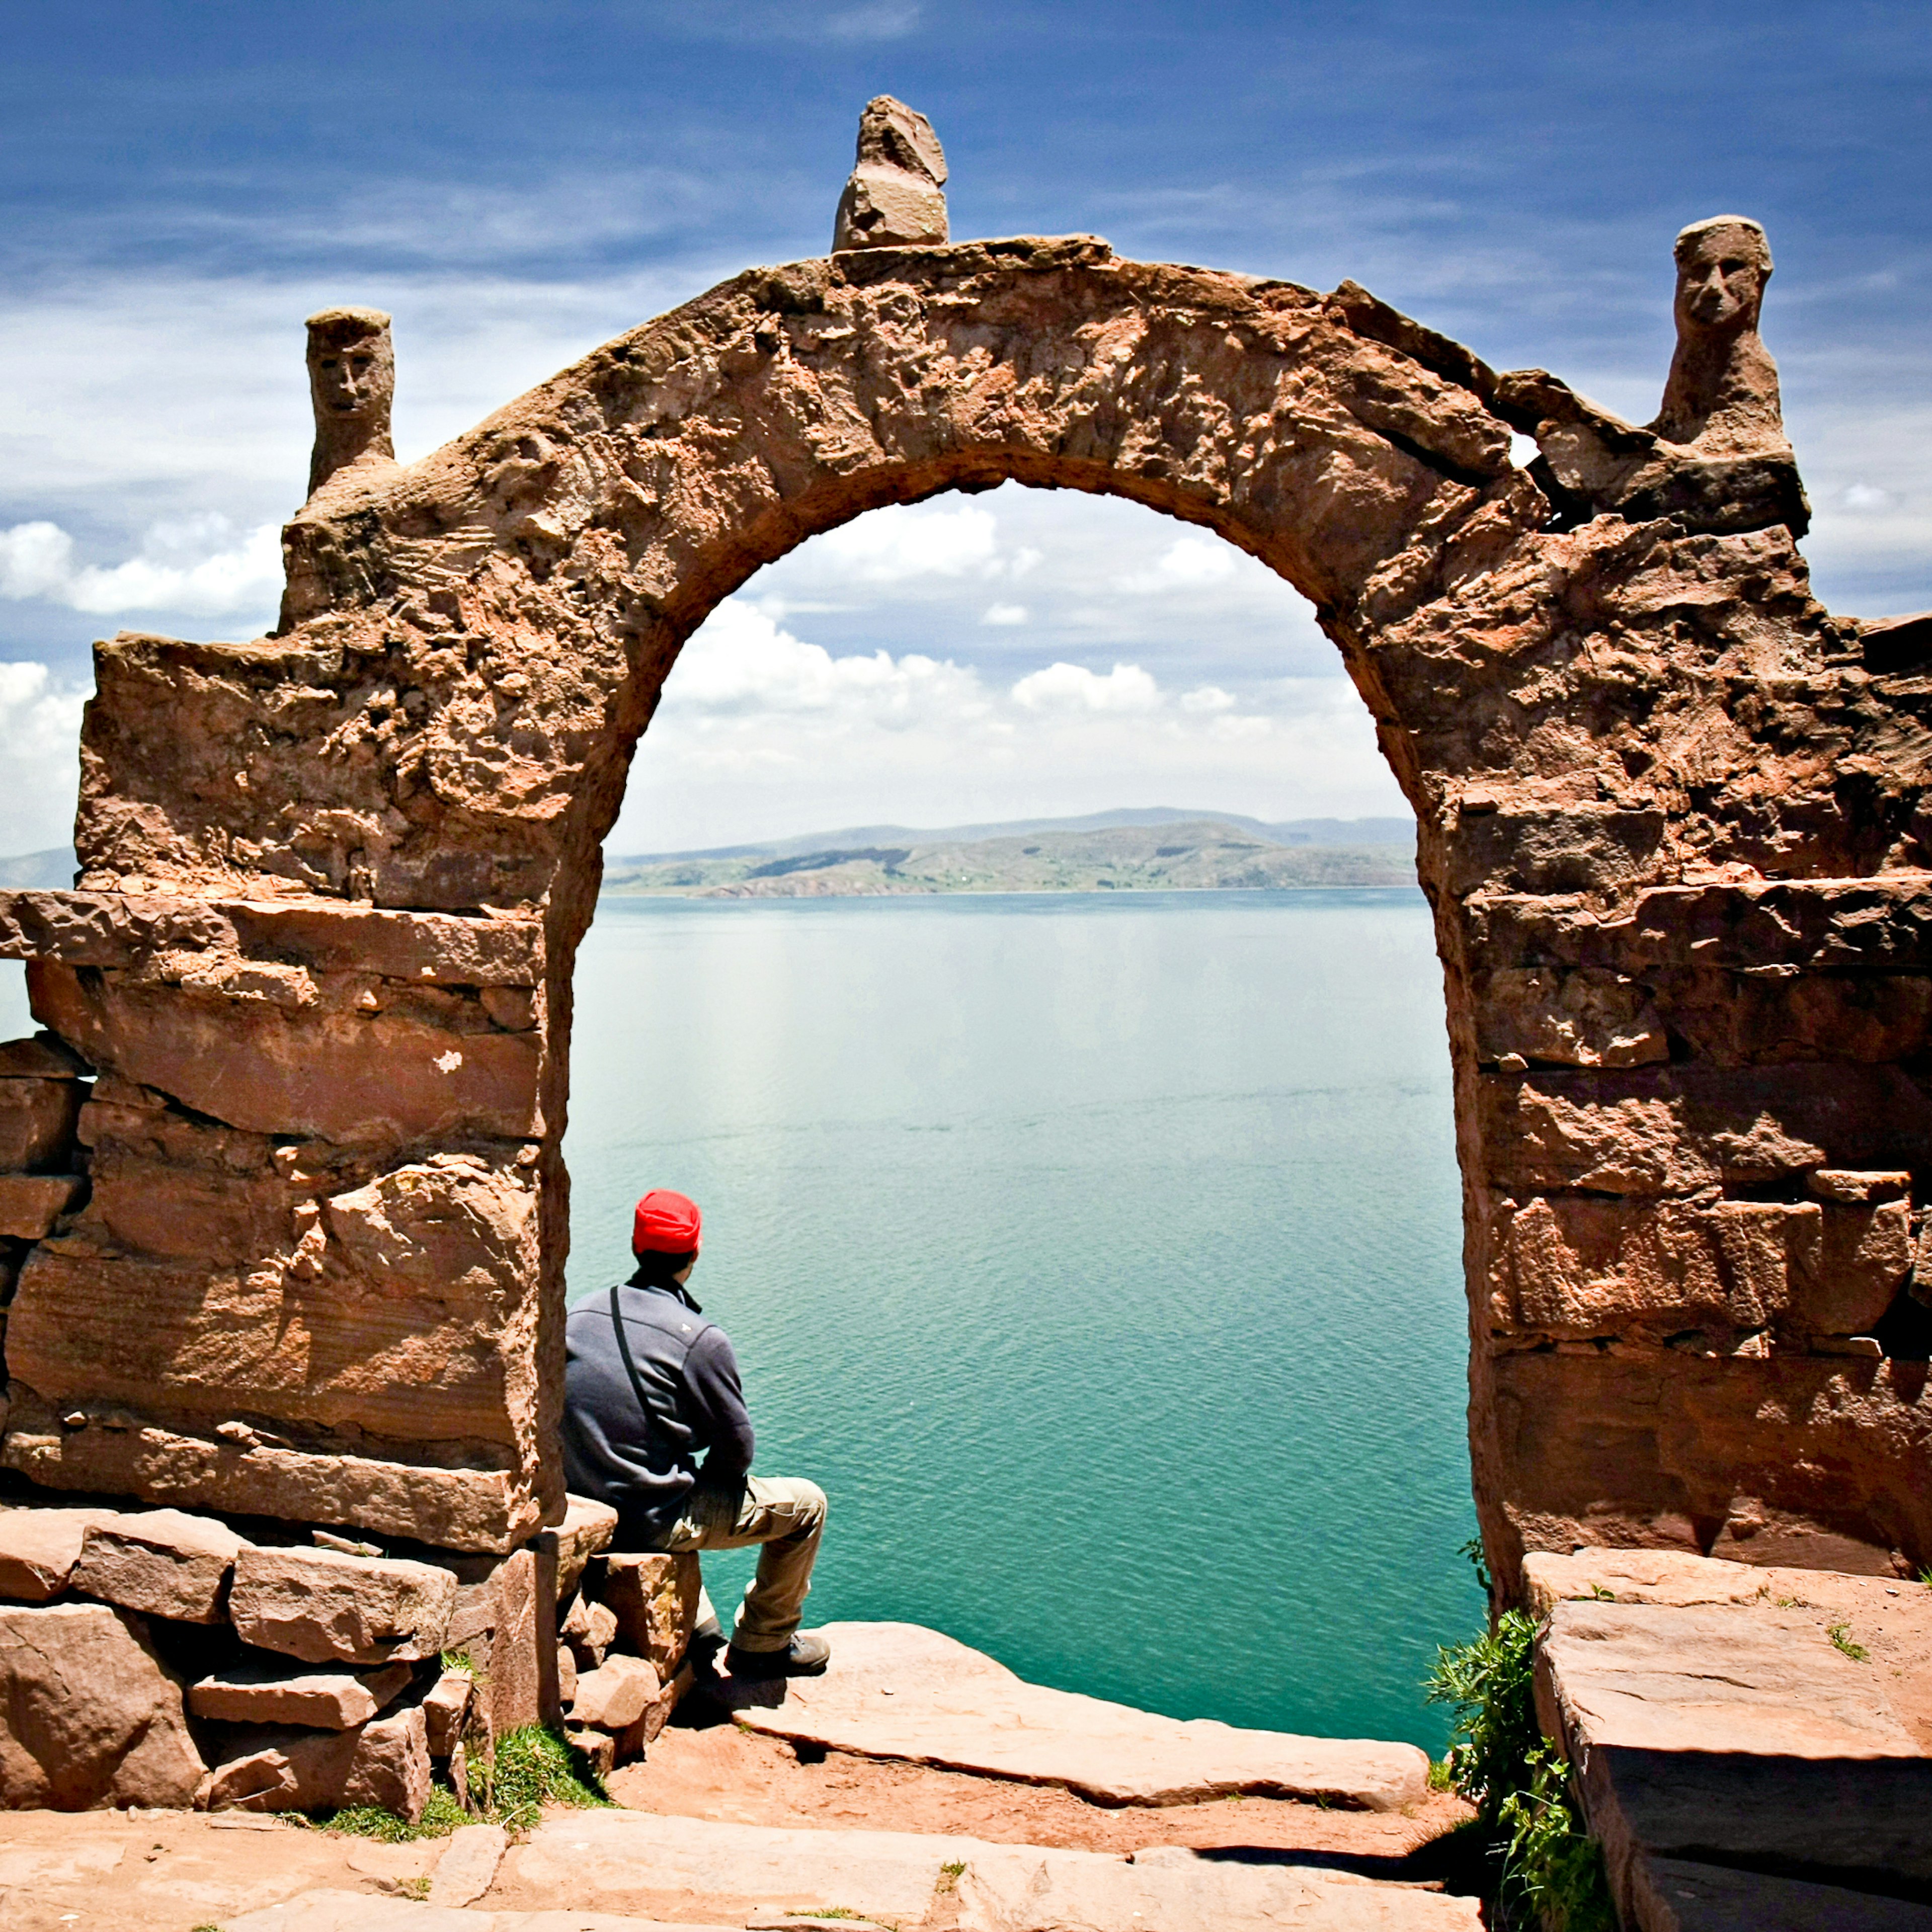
[725,1631,832,1678]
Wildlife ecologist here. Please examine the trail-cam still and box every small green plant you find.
[402,1875,433,1900]
[1917,1567,1932,1590]
[1426,1542,1617,1931]
[1426,1757,1456,1793]
[1827,1621,1870,1662]
[440,1646,479,1674]
[1494,1746,1617,1932]
[1585,1583,1615,1601]
[936,1860,967,1895]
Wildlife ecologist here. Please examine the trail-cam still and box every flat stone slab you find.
[1632,1857,1932,1931]
[721,1621,1431,1809]
[1531,1549,1932,1927]
[0,1503,121,1601]
[427,1821,509,1906]
[225,1895,742,1932]
[498,1813,1478,1931]
[229,1542,456,1665]
[189,1658,414,1729]
[72,1506,249,1622]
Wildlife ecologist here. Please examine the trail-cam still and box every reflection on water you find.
[564,891,1480,1749]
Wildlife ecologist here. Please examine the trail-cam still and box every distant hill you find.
[0,849,75,890]
[602,817,1417,898]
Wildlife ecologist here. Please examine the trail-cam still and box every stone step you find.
[222,1894,740,1931]
[481,1809,1482,1930]
[1528,1548,1932,1931]
[716,1620,1431,1809]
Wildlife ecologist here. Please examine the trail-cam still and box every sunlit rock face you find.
[0,209,1925,1587]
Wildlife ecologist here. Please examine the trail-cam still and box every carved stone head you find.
[1672,216,1773,342]
[1653,216,1785,453]
[305,306,395,497]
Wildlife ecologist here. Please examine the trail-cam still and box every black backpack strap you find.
[609,1283,654,1415]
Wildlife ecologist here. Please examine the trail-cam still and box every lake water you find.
[564,890,1481,1750]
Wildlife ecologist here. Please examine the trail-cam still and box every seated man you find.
[560,1189,831,1678]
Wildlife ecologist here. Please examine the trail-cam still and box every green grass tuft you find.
[1827,1621,1871,1662]
[319,1781,471,1841]
[474,1723,611,1833]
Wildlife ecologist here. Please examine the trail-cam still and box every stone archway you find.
[1,229,1926,1593]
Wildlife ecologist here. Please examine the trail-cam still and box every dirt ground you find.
[611,1714,1481,1886]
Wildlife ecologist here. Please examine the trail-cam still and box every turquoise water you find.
[562,890,1482,1751]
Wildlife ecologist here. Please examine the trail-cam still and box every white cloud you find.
[1181,685,1236,713]
[1843,482,1894,511]
[811,503,1000,583]
[1121,534,1240,593]
[0,662,88,854]
[0,513,282,620]
[1011,662,1163,714]
[982,603,1028,626]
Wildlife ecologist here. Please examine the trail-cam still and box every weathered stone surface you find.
[834,96,947,251]
[1532,1551,1932,1927]
[1628,1858,1932,1932]
[599,1551,701,1678]
[0,1504,120,1601]
[423,1667,473,1755]
[565,1725,615,1778]
[71,1506,248,1622]
[305,305,396,499]
[1,1392,541,1553]
[12,190,1930,1595]
[570,1653,660,1731]
[0,1600,206,1807]
[482,1546,544,1735]
[426,1821,509,1908]
[0,1076,82,1171]
[562,1590,618,1668]
[615,1659,694,1761]
[30,960,541,1144]
[189,1659,413,1729]
[0,1172,83,1238]
[727,1622,1430,1809]
[229,1544,456,1665]
[550,1493,618,1599]
[503,1813,1480,1930]
[198,1704,431,1819]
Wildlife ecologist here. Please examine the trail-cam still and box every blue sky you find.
[0,1,1926,850]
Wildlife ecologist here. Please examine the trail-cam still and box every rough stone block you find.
[0,1078,83,1171]
[557,1643,577,1706]
[71,1507,248,1623]
[0,1600,206,1808]
[188,1659,413,1729]
[599,1550,702,1677]
[0,1174,83,1239]
[29,961,541,1144]
[197,1704,431,1820]
[0,1033,88,1078]
[1501,1194,1819,1335]
[566,1725,616,1778]
[1795,1198,1912,1334]
[562,1591,618,1668]
[482,1546,541,1737]
[615,1660,694,1762]
[229,1544,456,1666]
[1479,965,1667,1069]
[550,1493,618,1600]
[422,1668,473,1756]
[0,1503,124,1601]
[0,1386,544,1555]
[570,1653,660,1732]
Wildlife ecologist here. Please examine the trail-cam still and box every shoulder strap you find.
[609,1283,655,1415]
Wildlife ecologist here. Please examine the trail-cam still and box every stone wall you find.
[0,232,1924,1596]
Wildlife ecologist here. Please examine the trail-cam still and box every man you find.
[560,1189,831,1678]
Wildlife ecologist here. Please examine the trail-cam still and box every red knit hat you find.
[632,1189,702,1256]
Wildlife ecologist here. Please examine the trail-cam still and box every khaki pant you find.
[661,1474,826,1654]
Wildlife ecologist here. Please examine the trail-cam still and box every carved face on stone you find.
[307,321,393,426]
[1672,221,1770,338]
